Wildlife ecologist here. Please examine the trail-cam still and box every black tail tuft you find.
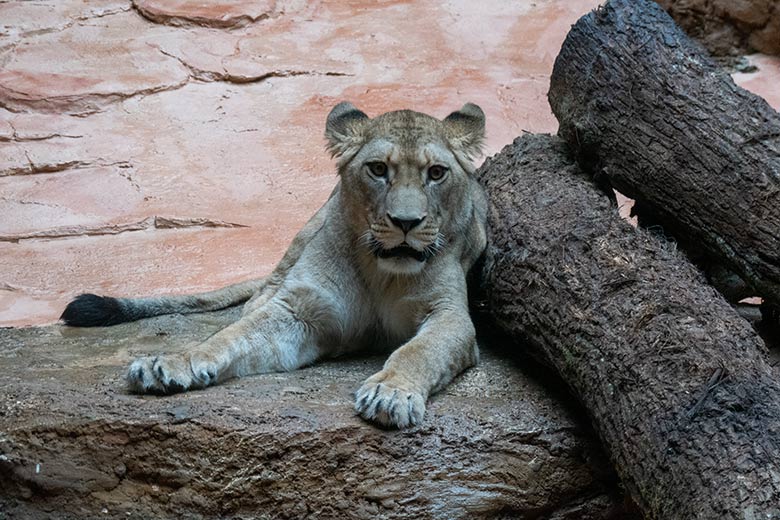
[60,293,128,327]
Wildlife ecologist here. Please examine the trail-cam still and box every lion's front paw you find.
[354,373,426,429]
[126,353,217,394]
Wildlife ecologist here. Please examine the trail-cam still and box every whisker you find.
[358,230,375,248]
[430,233,446,253]
[368,236,383,255]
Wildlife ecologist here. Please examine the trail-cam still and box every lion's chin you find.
[376,256,427,275]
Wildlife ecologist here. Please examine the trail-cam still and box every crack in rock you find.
[0,132,83,143]
[156,46,353,84]
[131,0,277,30]
[1,159,90,177]
[0,196,64,210]
[0,216,249,243]
[0,75,191,116]
[1,5,133,43]
[0,50,349,116]
[0,4,188,115]
[0,159,132,178]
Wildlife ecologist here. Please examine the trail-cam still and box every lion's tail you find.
[60,278,265,327]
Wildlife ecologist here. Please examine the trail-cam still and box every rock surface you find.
[0,309,631,519]
[132,0,279,29]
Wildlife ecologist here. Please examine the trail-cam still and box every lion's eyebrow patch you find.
[420,143,451,166]
[389,145,402,165]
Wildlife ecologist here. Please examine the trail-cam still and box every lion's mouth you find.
[374,243,431,262]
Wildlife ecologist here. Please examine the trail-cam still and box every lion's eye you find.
[428,165,449,181]
[366,162,388,178]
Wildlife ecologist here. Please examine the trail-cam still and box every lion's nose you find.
[387,213,426,233]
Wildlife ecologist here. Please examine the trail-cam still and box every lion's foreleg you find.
[354,305,478,428]
[126,285,340,394]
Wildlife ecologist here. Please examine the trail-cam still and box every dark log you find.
[547,0,780,309]
[477,133,780,519]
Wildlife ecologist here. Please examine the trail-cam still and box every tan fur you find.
[125,102,488,428]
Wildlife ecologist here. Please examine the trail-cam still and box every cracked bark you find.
[548,0,780,308]
[477,133,780,520]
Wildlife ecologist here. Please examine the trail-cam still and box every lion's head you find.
[325,102,485,275]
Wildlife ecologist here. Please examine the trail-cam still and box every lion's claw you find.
[354,375,425,429]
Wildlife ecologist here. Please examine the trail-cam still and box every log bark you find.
[654,0,780,56]
[547,0,780,308]
[477,133,780,519]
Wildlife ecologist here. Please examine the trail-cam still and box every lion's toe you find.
[126,354,197,394]
[354,380,426,429]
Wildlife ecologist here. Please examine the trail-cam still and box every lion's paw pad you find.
[354,381,425,429]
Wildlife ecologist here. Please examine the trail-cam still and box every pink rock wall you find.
[1,0,778,326]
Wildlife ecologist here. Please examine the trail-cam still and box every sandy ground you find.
[1,0,779,327]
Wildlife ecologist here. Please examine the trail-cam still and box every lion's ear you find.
[443,103,485,160]
[325,102,369,161]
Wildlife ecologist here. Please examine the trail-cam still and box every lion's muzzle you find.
[374,243,432,262]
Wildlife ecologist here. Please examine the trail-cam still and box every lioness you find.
[61,102,488,429]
